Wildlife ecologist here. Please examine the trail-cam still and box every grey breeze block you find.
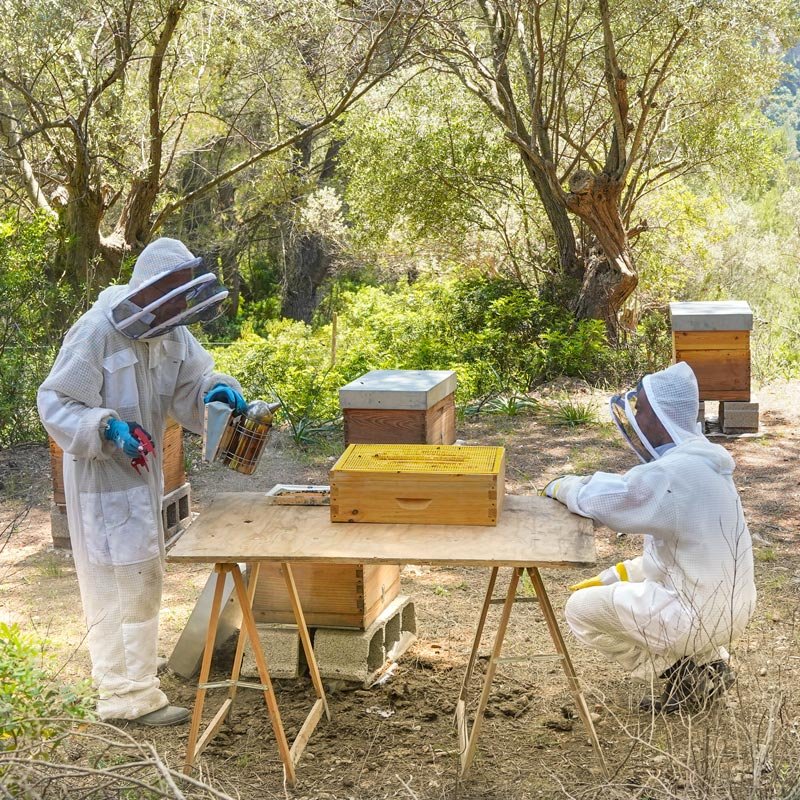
[314,595,417,686]
[241,623,304,680]
[719,401,759,433]
[240,595,417,683]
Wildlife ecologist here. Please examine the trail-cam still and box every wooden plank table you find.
[169,493,606,783]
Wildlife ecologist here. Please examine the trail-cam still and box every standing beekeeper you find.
[38,238,247,726]
[543,361,756,713]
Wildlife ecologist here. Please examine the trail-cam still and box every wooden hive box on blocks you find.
[250,486,402,629]
[669,301,753,402]
[49,418,187,548]
[330,444,506,525]
[339,369,457,446]
[252,561,401,629]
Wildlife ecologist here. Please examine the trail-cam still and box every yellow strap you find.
[615,561,628,582]
[569,577,603,591]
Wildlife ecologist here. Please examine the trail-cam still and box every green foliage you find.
[211,274,613,435]
[448,275,609,394]
[210,322,345,446]
[483,394,539,417]
[545,395,599,428]
[340,76,516,244]
[0,214,82,447]
[0,623,94,751]
[604,312,674,387]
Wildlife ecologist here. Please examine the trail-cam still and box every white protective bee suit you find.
[556,362,756,679]
[37,238,242,720]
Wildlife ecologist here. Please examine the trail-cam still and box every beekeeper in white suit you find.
[544,362,756,712]
[38,238,246,726]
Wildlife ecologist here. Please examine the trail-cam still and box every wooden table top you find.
[168,493,596,568]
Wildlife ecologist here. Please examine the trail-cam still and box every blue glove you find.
[105,419,153,459]
[203,383,247,416]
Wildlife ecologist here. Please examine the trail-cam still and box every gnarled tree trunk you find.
[566,170,637,334]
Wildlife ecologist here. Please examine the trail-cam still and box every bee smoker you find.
[203,399,281,475]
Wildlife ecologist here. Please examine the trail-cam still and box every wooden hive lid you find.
[331,444,504,475]
[668,300,753,331]
[339,369,457,410]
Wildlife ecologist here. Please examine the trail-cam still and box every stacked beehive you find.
[340,369,457,446]
[251,370,461,630]
[669,300,758,433]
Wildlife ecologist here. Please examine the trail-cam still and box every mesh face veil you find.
[110,257,228,340]
[609,384,659,464]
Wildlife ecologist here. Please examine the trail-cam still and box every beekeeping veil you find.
[610,361,703,463]
[109,238,228,340]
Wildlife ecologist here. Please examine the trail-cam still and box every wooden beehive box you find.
[330,444,505,525]
[339,369,457,446]
[252,562,401,629]
[250,486,400,629]
[669,301,753,402]
[161,420,187,494]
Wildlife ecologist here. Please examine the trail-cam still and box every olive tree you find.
[0,0,427,297]
[421,0,797,331]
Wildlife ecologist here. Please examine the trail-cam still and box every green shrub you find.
[0,214,80,447]
[210,274,617,434]
[0,622,94,751]
[210,321,347,445]
[603,311,674,387]
[545,395,599,427]
[447,274,610,391]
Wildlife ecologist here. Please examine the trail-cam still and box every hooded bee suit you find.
[38,238,242,720]
[558,362,756,679]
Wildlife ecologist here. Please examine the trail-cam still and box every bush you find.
[210,321,348,444]
[210,274,616,435]
[0,214,82,448]
[0,622,94,752]
[603,310,674,387]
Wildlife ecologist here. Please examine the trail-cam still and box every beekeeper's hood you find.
[610,361,703,463]
[106,238,228,340]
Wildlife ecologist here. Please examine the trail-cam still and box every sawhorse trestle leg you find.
[455,566,607,779]
[183,562,329,787]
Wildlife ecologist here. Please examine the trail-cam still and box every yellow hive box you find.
[330,444,505,525]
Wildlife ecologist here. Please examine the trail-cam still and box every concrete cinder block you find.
[314,595,417,685]
[400,602,417,636]
[314,624,385,685]
[162,482,191,536]
[240,623,304,680]
[50,504,71,550]
[720,401,759,433]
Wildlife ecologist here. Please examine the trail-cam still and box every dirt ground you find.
[1,381,799,799]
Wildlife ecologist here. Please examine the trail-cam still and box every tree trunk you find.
[114,176,161,251]
[279,134,341,323]
[56,192,103,294]
[566,170,638,334]
[281,232,333,323]
[519,153,583,284]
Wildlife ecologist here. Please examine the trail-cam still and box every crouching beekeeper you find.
[38,238,247,726]
[544,362,756,713]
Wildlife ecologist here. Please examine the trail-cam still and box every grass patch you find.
[36,554,64,579]
[546,395,599,427]
[754,546,777,562]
